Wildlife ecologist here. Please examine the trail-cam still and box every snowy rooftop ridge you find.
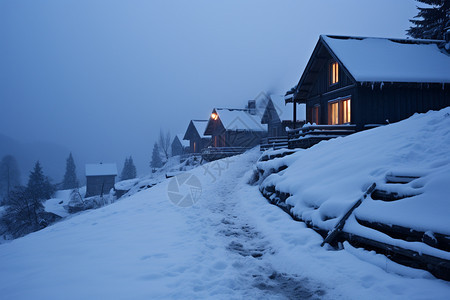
[176,134,190,147]
[191,120,209,138]
[321,34,450,83]
[85,163,118,176]
[215,108,266,131]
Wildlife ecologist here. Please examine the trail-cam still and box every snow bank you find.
[260,108,450,237]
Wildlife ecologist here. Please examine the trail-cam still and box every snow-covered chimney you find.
[247,100,256,115]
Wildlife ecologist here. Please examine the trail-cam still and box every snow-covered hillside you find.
[0,143,449,299]
[258,108,450,235]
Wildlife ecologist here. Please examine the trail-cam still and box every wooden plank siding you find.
[357,83,450,130]
[295,36,450,131]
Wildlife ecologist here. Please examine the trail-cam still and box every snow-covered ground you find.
[258,108,450,261]
[0,146,449,299]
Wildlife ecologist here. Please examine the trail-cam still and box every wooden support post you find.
[321,183,376,247]
[293,100,297,130]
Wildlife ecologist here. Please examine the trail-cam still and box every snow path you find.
[0,149,449,299]
[187,151,326,299]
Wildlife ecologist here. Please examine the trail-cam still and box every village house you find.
[202,106,267,160]
[286,35,450,148]
[171,134,189,156]
[85,163,118,198]
[182,120,211,154]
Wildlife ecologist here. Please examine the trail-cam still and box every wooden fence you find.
[287,124,356,149]
[260,136,289,151]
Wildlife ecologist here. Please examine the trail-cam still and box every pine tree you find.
[120,157,130,180]
[128,156,137,179]
[0,155,21,203]
[27,161,55,201]
[150,143,163,170]
[120,156,137,180]
[62,153,79,190]
[407,0,450,40]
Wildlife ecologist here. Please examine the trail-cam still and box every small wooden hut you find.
[85,163,118,198]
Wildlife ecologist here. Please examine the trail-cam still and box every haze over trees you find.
[1,161,56,238]
[407,0,450,39]
[158,130,171,160]
[120,156,137,180]
[62,153,79,190]
[0,155,21,203]
[150,143,163,171]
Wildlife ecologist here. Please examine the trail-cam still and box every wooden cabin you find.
[171,134,189,156]
[85,163,117,198]
[204,108,267,149]
[182,120,211,154]
[286,35,450,132]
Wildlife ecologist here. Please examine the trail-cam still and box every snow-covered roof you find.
[85,163,118,176]
[216,108,266,131]
[192,120,209,138]
[322,35,450,83]
[176,134,190,147]
[269,94,287,120]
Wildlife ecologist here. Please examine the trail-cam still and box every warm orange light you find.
[211,113,218,120]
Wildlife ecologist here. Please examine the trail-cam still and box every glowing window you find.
[330,62,339,85]
[328,98,351,125]
[211,113,218,120]
[342,99,351,123]
[329,102,339,125]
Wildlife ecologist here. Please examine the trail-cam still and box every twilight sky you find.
[0,0,419,177]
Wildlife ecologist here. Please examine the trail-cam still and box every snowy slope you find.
[0,149,449,299]
[258,108,450,260]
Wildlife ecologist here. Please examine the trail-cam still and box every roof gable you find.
[173,134,189,148]
[204,108,266,135]
[183,120,210,140]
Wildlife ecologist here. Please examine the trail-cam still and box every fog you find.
[0,0,418,182]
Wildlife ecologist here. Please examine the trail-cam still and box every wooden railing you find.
[201,146,251,161]
[287,124,356,149]
[260,136,289,151]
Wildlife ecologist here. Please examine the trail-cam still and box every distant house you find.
[260,94,304,137]
[171,134,189,156]
[85,163,118,198]
[204,107,267,148]
[183,120,211,154]
[286,35,450,130]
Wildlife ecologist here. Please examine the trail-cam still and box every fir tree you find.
[27,161,55,201]
[1,186,43,238]
[150,143,163,170]
[62,153,79,189]
[128,156,137,179]
[120,156,137,180]
[407,0,450,40]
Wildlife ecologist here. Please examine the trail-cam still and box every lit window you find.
[211,113,218,120]
[330,62,339,85]
[328,98,351,125]
[329,102,339,125]
[342,99,351,124]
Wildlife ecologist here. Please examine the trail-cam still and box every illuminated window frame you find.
[330,61,339,85]
[328,97,351,125]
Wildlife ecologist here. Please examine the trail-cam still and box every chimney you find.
[248,100,256,115]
